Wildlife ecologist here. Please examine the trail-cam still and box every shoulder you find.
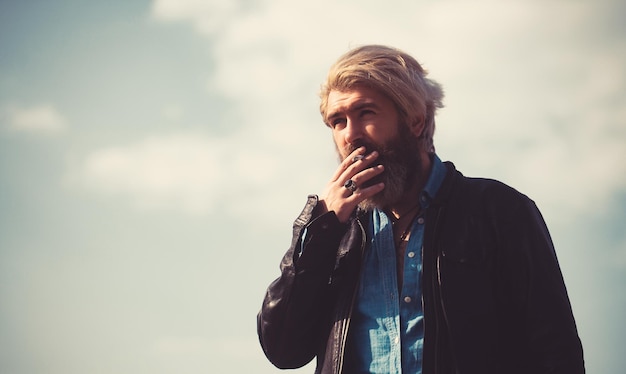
[439,162,540,223]
[444,161,531,201]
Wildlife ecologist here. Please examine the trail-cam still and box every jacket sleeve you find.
[495,192,585,373]
[257,195,349,369]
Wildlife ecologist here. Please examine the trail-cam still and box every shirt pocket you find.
[441,237,487,265]
[439,238,495,317]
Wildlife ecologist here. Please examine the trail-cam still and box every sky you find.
[0,0,625,373]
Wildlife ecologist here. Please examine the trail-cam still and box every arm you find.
[257,195,349,369]
[497,196,585,373]
[258,146,385,368]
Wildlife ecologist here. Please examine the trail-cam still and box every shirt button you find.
[408,251,415,258]
[417,217,425,225]
[404,296,412,303]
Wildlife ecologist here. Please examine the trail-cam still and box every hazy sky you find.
[1,0,625,373]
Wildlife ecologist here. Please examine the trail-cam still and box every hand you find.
[319,147,385,223]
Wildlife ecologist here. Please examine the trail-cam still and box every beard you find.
[338,125,424,211]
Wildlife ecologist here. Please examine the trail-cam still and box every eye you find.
[360,109,375,119]
[330,118,347,129]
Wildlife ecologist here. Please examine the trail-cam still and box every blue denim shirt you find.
[348,155,446,373]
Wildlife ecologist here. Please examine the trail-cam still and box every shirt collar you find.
[419,153,446,209]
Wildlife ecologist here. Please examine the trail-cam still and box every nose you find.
[344,118,363,147]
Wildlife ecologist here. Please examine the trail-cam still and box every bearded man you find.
[257,45,585,374]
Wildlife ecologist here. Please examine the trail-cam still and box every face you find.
[326,85,401,159]
[325,86,424,210]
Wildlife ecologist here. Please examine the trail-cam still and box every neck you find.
[387,151,432,220]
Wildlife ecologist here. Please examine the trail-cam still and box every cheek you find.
[333,131,346,152]
[366,120,397,143]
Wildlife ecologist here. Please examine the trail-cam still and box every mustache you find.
[338,140,384,162]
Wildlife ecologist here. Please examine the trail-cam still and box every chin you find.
[358,185,404,212]
[357,198,379,212]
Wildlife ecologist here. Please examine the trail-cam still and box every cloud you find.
[69,129,323,224]
[73,133,229,214]
[2,103,68,134]
[151,0,240,34]
[146,0,626,225]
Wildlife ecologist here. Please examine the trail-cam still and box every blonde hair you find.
[320,45,444,153]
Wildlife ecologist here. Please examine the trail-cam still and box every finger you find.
[345,181,385,205]
[330,147,367,182]
[350,163,385,186]
[339,180,356,199]
[331,179,384,223]
[339,150,381,186]
[339,164,384,200]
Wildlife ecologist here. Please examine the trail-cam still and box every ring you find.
[344,179,357,192]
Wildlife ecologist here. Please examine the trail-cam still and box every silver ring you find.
[344,179,357,192]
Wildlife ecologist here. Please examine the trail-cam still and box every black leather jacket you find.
[258,162,584,373]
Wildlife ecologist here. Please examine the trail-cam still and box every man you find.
[257,45,584,374]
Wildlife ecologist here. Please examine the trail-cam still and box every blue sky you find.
[1,0,625,373]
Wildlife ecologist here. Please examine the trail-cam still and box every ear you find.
[408,117,425,138]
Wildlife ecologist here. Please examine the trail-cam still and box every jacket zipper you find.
[430,207,444,374]
[436,253,460,373]
[336,217,367,374]
[435,254,447,372]
[432,205,460,374]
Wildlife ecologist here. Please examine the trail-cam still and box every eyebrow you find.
[326,100,380,123]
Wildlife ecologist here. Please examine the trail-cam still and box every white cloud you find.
[146,0,626,225]
[75,133,227,214]
[151,0,240,34]
[2,103,68,134]
[70,130,323,224]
